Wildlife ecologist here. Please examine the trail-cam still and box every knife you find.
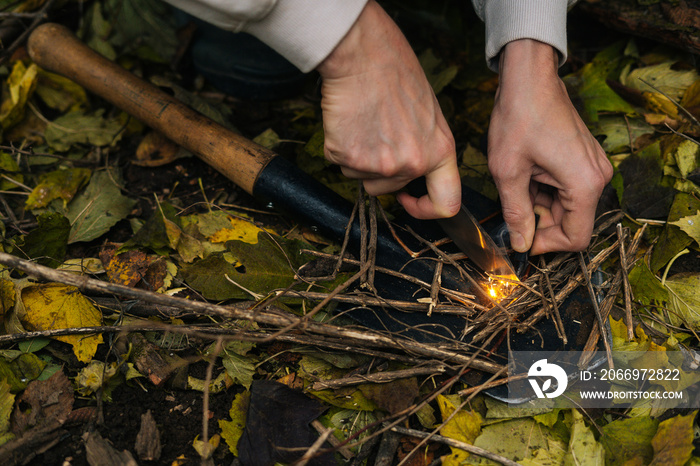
[437,205,519,283]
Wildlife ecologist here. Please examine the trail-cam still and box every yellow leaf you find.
[0,278,15,317]
[437,394,482,465]
[643,91,679,119]
[209,217,265,245]
[193,434,220,460]
[0,61,38,130]
[76,360,118,395]
[19,283,103,362]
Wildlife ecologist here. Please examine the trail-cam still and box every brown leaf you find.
[134,131,181,167]
[99,243,151,287]
[11,370,74,435]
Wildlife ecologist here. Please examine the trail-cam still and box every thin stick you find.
[390,426,522,466]
[275,290,475,315]
[539,256,567,344]
[578,252,613,369]
[0,253,502,373]
[311,365,446,390]
[428,261,442,317]
[617,224,634,340]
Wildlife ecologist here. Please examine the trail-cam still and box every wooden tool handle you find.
[27,23,276,195]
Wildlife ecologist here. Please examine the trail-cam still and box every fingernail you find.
[510,231,527,252]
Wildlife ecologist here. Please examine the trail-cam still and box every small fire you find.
[484,276,515,302]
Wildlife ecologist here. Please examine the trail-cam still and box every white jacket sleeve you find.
[471,0,578,72]
[162,0,368,73]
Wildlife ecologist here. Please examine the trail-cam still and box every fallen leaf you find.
[651,192,700,271]
[437,394,482,465]
[219,390,250,456]
[358,377,418,415]
[472,417,566,464]
[0,61,38,130]
[0,151,24,191]
[133,131,182,167]
[0,278,15,317]
[209,217,266,245]
[564,410,605,466]
[562,42,637,122]
[66,169,136,243]
[44,109,123,152]
[253,128,282,150]
[650,413,695,465]
[26,167,91,209]
[76,360,118,396]
[617,141,675,219]
[0,379,14,447]
[664,273,700,329]
[11,370,73,435]
[237,380,331,465]
[180,232,309,301]
[221,353,256,390]
[18,283,103,363]
[100,245,152,287]
[419,48,459,95]
[669,211,700,247]
[621,62,699,101]
[34,69,88,113]
[591,115,654,153]
[192,434,220,460]
[600,416,659,466]
[20,212,71,268]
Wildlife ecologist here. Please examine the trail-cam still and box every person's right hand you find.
[316,1,461,219]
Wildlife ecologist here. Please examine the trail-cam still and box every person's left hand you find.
[487,39,613,255]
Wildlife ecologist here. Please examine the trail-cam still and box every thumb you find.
[397,159,461,219]
[498,180,537,253]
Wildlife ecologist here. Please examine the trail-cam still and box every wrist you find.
[499,39,559,83]
[317,0,402,79]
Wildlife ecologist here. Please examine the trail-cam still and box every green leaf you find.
[650,413,695,465]
[221,353,255,390]
[664,273,700,329]
[629,261,669,306]
[121,202,180,255]
[0,379,14,447]
[669,212,700,247]
[591,115,654,153]
[219,390,250,456]
[563,410,604,466]
[21,212,71,268]
[0,151,24,191]
[44,109,123,152]
[419,48,459,95]
[671,139,700,179]
[600,416,659,466]
[617,141,675,219]
[472,417,567,464]
[180,233,308,300]
[651,192,700,271]
[26,168,91,210]
[35,69,89,113]
[562,42,637,123]
[66,170,136,243]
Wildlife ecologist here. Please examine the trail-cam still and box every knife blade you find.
[437,205,519,282]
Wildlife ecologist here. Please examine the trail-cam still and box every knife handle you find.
[27,23,275,195]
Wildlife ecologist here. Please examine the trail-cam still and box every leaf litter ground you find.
[1,1,700,465]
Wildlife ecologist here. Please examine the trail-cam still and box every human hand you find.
[316,1,461,219]
[487,39,613,255]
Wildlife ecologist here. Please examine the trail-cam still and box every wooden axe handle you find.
[27,23,276,195]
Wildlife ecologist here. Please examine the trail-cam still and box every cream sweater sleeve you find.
[162,0,368,73]
[471,0,578,71]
